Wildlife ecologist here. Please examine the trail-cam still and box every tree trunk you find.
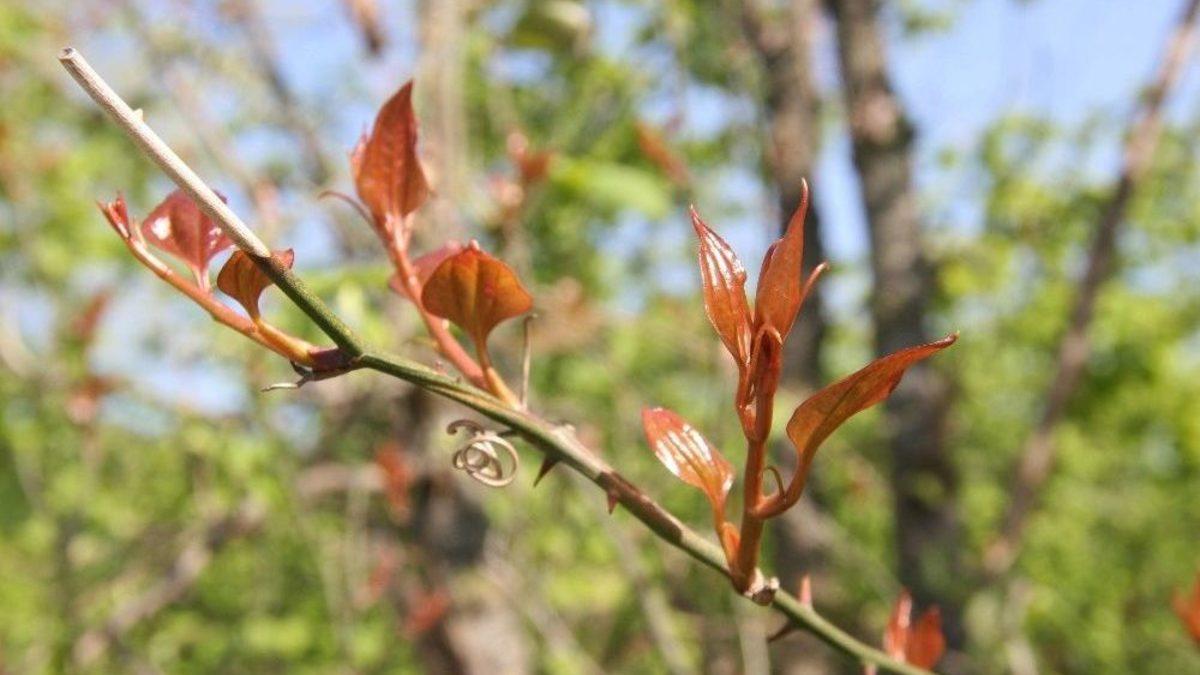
[825,0,964,649]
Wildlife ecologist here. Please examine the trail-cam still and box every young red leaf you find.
[353,81,430,236]
[754,181,808,340]
[641,407,734,517]
[635,121,689,185]
[1175,572,1200,645]
[907,607,946,668]
[387,240,464,299]
[420,243,533,349]
[884,589,945,668]
[691,207,753,368]
[98,194,132,240]
[884,588,913,661]
[217,249,295,319]
[507,131,553,185]
[140,189,232,289]
[785,334,957,489]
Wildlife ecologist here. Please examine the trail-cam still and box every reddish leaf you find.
[420,243,533,348]
[786,334,957,478]
[375,442,412,519]
[908,607,946,668]
[97,194,131,239]
[402,588,451,638]
[641,407,734,515]
[635,121,689,185]
[353,81,430,236]
[884,588,913,661]
[754,181,808,340]
[70,290,113,345]
[387,240,464,299]
[217,249,295,318]
[691,207,753,368]
[1176,572,1200,645]
[507,131,553,185]
[140,189,232,288]
[884,589,945,668]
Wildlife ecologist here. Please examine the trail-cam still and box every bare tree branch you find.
[986,0,1200,576]
[825,0,965,649]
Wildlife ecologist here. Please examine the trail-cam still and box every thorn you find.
[533,456,559,487]
[261,368,313,392]
[606,489,619,514]
[767,621,798,643]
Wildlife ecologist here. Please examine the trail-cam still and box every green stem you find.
[59,46,935,675]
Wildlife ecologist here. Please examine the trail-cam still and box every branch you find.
[59,47,363,359]
[57,46,932,675]
[986,0,1200,576]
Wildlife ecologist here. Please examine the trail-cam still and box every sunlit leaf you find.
[691,207,753,368]
[884,589,945,668]
[139,189,232,288]
[217,249,295,318]
[554,158,671,218]
[786,334,957,477]
[388,240,464,299]
[352,81,430,236]
[641,407,734,515]
[420,244,533,348]
[754,181,808,340]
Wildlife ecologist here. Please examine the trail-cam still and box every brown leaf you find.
[635,121,689,185]
[387,240,464,299]
[1175,572,1200,645]
[343,0,385,56]
[70,290,113,345]
[754,181,808,340]
[786,334,957,484]
[420,243,533,349]
[641,407,734,516]
[374,442,411,519]
[353,81,430,237]
[217,249,294,318]
[884,588,913,661]
[97,194,131,239]
[883,589,945,668]
[907,607,946,668]
[507,131,553,185]
[691,207,753,369]
[140,189,232,288]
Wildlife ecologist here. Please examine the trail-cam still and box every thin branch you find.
[59,47,364,359]
[57,46,932,675]
[986,0,1200,576]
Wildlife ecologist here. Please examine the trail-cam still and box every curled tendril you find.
[447,419,519,487]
